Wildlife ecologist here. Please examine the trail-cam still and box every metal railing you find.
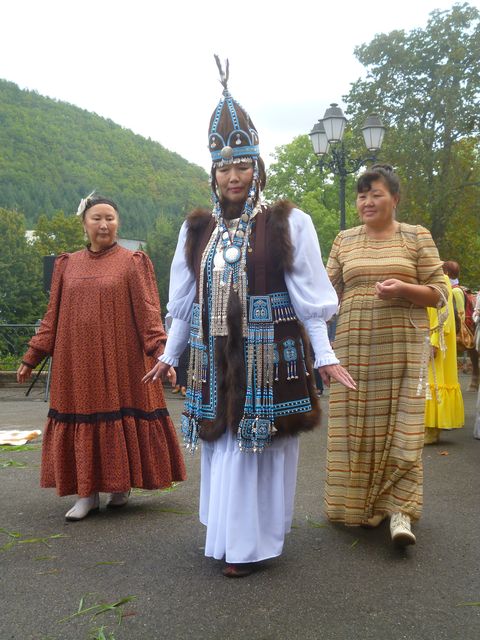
[0,324,39,369]
[0,323,50,399]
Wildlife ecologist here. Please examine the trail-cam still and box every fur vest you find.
[184,201,321,443]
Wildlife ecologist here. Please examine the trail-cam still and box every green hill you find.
[0,79,210,237]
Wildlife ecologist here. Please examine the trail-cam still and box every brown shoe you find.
[424,427,440,445]
[222,563,254,578]
[361,513,386,528]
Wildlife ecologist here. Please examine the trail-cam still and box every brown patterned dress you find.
[23,244,186,497]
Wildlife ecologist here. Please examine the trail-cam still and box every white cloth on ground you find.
[200,430,299,563]
[0,430,41,446]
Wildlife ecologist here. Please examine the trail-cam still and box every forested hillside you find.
[0,79,210,237]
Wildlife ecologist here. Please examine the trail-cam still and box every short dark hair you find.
[443,260,460,279]
[357,163,400,197]
[82,195,119,221]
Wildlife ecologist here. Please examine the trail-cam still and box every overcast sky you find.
[1,0,478,172]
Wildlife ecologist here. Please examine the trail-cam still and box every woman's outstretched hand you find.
[142,362,177,387]
[318,364,356,390]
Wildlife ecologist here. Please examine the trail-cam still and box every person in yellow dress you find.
[424,274,464,443]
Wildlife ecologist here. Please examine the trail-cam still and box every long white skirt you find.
[199,430,299,564]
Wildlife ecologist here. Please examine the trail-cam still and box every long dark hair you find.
[210,157,267,206]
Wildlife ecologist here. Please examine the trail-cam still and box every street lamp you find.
[309,104,385,230]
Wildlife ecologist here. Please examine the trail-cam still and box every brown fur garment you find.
[267,200,295,273]
[185,201,296,274]
[185,208,212,272]
[185,201,321,441]
[198,291,247,442]
[274,324,322,436]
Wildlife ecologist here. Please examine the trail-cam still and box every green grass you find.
[131,482,179,497]
[0,459,27,468]
[89,626,117,640]
[0,354,21,371]
[0,529,67,552]
[58,594,137,624]
[305,515,327,528]
[0,444,40,451]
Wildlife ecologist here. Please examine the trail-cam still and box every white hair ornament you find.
[76,191,96,216]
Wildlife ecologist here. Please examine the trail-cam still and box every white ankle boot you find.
[106,490,131,508]
[65,493,99,521]
[390,512,416,546]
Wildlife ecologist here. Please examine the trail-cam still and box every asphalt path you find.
[1,376,479,640]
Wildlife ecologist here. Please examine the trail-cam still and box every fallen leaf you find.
[0,459,27,468]
[37,569,61,575]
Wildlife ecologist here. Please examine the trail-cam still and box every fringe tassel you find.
[236,323,275,452]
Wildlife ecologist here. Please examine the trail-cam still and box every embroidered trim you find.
[182,287,311,453]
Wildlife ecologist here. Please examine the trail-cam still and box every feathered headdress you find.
[208,56,260,165]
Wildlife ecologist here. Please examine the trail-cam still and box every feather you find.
[214,54,229,92]
[76,190,96,216]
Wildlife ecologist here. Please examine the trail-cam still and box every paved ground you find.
[1,375,479,640]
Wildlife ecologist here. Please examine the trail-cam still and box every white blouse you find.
[160,208,340,369]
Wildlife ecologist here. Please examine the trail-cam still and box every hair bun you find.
[371,163,394,173]
[357,163,400,196]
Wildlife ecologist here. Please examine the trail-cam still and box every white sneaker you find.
[65,493,99,521]
[390,512,416,546]
[106,490,131,508]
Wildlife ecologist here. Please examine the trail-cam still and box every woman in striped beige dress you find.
[325,164,447,546]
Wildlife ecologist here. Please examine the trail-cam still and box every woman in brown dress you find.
[17,194,186,520]
[325,164,447,546]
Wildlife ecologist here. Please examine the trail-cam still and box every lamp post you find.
[309,104,385,230]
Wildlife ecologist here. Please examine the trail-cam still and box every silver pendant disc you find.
[223,245,241,264]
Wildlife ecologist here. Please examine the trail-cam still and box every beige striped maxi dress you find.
[325,223,447,525]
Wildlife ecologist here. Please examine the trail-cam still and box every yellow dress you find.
[325,223,447,525]
[452,286,465,315]
[424,275,464,439]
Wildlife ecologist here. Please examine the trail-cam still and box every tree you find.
[345,3,480,253]
[0,78,210,236]
[266,135,358,260]
[441,138,480,287]
[266,136,323,205]
[33,210,85,256]
[0,208,46,324]
[145,214,183,312]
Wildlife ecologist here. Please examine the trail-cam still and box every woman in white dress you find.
[144,58,355,576]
